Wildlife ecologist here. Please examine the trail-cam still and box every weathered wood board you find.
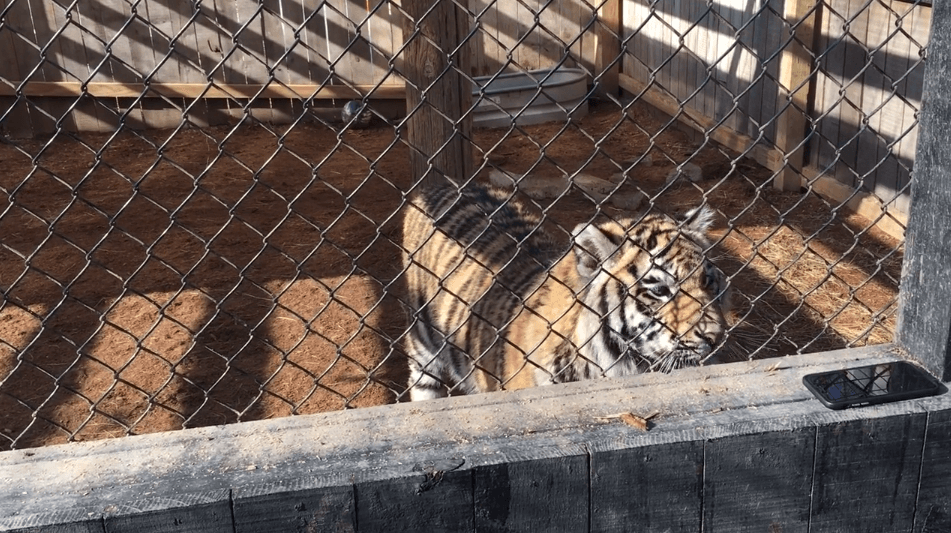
[1,345,950,532]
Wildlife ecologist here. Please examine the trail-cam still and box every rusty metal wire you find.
[0,0,926,449]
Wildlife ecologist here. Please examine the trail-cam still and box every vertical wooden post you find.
[595,0,622,98]
[773,0,817,191]
[896,0,951,382]
[401,0,473,188]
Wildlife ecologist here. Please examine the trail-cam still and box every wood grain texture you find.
[103,493,233,533]
[802,165,907,240]
[595,0,621,96]
[400,0,473,188]
[703,428,815,532]
[896,0,951,381]
[233,484,354,533]
[3,345,948,532]
[773,0,817,191]
[354,469,473,533]
[810,413,927,533]
[590,441,702,532]
[914,407,951,533]
[4,518,105,533]
[0,81,406,99]
[474,454,588,533]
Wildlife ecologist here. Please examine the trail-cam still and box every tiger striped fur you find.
[401,183,729,401]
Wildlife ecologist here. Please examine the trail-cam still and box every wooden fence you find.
[0,0,929,231]
[2,346,950,532]
[621,0,929,229]
[0,0,930,223]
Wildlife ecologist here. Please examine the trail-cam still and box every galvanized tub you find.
[472,68,589,128]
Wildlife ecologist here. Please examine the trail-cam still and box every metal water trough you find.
[472,68,589,128]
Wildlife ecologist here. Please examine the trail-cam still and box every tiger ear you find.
[680,205,716,241]
[572,223,618,280]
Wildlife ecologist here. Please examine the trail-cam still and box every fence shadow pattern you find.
[0,0,926,449]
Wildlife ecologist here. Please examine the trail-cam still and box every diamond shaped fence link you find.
[0,0,926,449]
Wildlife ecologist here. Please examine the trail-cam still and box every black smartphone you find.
[802,361,941,410]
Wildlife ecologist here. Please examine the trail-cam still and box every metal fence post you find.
[896,0,951,382]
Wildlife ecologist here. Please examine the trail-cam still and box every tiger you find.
[400,182,729,401]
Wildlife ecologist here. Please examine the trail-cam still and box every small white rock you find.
[574,173,616,196]
[488,169,519,188]
[610,191,646,211]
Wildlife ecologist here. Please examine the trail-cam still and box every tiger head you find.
[569,206,729,376]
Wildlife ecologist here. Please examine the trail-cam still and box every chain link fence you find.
[0,0,927,449]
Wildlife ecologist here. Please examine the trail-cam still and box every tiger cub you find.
[401,183,729,401]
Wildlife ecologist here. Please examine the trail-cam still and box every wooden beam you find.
[703,429,815,531]
[811,414,926,530]
[801,166,907,241]
[896,0,951,381]
[595,0,622,97]
[400,0,473,188]
[916,402,951,531]
[5,345,948,531]
[619,72,784,172]
[0,81,407,100]
[773,0,818,191]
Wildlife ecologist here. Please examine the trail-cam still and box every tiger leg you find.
[405,323,450,401]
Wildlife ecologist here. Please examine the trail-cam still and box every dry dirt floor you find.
[0,103,902,449]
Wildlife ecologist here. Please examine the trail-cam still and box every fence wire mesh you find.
[0,0,927,449]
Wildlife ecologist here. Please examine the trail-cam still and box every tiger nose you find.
[693,334,717,355]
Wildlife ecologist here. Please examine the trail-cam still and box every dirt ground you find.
[0,103,902,449]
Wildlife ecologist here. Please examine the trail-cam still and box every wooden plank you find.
[812,0,843,175]
[401,0,473,188]
[703,428,815,532]
[0,81,406,99]
[13,0,62,136]
[801,165,907,240]
[470,0,490,77]
[760,0,783,145]
[474,453,588,532]
[366,0,401,85]
[838,0,870,190]
[855,0,887,193]
[590,441,702,532]
[890,2,931,218]
[913,406,951,533]
[595,0,621,96]
[3,515,104,533]
[696,2,717,135]
[102,490,233,533]
[621,0,651,84]
[3,345,945,532]
[747,0,768,140]
[232,483,354,533]
[708,0,728,133]
[867,0,907,214]
[0,0,33,138]
[619,72,785,171]
[494,0,519,71]
[355,470,473,533]
[7,525,104,533]
[578,0,598,75]
[773,0,817,190]
[810,413,927,532]
[896,0,951,381]
[672,0,691,118]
